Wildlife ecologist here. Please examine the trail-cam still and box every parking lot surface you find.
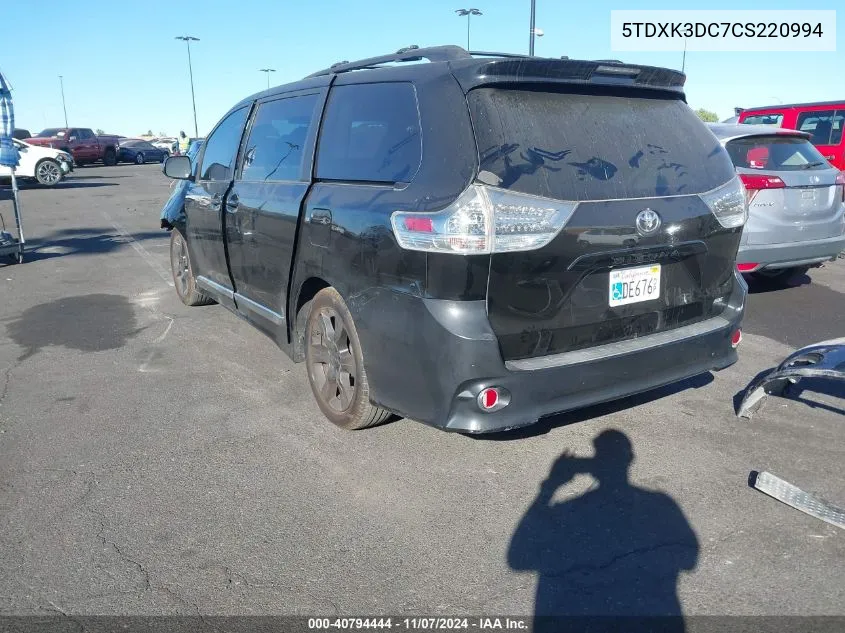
[0,166,843,617]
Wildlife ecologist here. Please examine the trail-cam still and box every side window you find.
[240,94,319,182]
[200,106,249,181]
[79,129,93,139]
[316,82,422,183]
[797,110,835,145]
[741,114,783,126]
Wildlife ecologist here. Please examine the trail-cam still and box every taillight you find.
[699,176,747,229]
[736,262,759,273]
[836,172,845,203]
[391,184,578,254]
[739,173,785,206]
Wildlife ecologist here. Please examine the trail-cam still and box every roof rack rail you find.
[468,50,530,59]
[305,45,471,78]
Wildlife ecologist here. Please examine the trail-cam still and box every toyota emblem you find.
[635,208,661,236]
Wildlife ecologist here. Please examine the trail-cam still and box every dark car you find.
[162,45,747,434]
[13,128,31,140]
[160,139,204,228]
[117,139,168,164]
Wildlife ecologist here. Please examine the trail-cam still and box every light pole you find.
[682,38,687,73]
[58,75,68,127]
[259,68,276,90]
[455,8,482,50]
[175,35,200,138]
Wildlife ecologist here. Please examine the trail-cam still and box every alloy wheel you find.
[37,161,61,185]
[171,232,190,298]
[308,307,357,413]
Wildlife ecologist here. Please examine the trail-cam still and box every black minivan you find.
[163,45,747,433]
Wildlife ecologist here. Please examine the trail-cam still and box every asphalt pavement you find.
[0,166,843,619]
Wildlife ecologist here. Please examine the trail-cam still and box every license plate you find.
[609,264,661,307]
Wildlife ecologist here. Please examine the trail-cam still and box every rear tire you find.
[135,153,145,165]
[103,148,117,166]
[304,288,391,430]
[169,227,215,306]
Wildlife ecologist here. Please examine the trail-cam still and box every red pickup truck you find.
[25,128,121,166]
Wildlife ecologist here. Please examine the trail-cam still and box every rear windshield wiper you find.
[800,161,826,169]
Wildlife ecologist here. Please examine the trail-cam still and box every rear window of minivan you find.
[467,88,735,201]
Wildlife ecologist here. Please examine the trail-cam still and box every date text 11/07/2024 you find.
[307,618,528,630]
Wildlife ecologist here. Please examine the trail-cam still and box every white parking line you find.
[103,212,174,287]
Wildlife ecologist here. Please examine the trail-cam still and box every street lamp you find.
[175,35,200,138]
[455,8,482,50]
[528,0,544,55]
[58,75,68,127]
[259,68,276,90]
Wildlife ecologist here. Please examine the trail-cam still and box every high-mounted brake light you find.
[391,184,579,254]
[699,176,747,229]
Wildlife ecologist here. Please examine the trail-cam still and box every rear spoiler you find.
[449,58,686,96]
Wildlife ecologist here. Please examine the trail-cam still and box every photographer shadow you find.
[508,430,699,632]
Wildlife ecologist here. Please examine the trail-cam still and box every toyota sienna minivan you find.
[162,45,747,433]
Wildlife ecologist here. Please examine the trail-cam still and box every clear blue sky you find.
[2,0,842,136]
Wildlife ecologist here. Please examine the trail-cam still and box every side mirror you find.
[68,136,77,142]
[164,155,192,180]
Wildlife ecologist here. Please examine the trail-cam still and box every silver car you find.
[709,124,845,281]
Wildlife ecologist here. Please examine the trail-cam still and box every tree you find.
[694,108,719,123]
[95,128,105,135]
[146,129,153,137]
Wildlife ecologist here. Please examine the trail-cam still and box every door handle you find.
[210,193,222,210]
[225,193,239,213]
[310,208,332,226]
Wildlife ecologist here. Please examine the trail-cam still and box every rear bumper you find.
[353,271,746,434]
[738,234,845,271]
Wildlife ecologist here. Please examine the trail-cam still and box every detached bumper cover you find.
[353,270,746,433]
[737,337,845,419]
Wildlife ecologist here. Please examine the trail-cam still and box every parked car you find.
[0,139,73,186]
[709,124,845,281]
[151,137,178,153]
[160,139,204,228]
[737,101,845,170]
[117,139,169,164]
[12,128,31,140]
[162,45,746,434]
[25,127,121,166]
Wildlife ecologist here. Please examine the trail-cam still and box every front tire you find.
[304,288,391,430]
[169,227,215,306]
[34,159,62,186]
[135,153,145,165]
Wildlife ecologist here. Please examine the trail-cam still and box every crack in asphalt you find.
[542,541,697,579]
